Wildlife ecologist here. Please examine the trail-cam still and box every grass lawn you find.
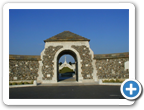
[59,67,74,73]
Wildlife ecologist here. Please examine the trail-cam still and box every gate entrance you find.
[37,31,98,83]
[57,50,78,82]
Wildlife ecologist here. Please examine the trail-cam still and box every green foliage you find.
[102,79,109,83]
[59,67,74,73]
[9,81,34,85]
[69,62,72,65]
[21,82,25,84]
[109,79,115,82]
[116,79,120,83]
[29,81,33,84]
[9,82,12,85]
[102,79,124,83]
[17,82,23,85]
[12,82,17,85]
[24,82,29,84]
[59,62,62,65]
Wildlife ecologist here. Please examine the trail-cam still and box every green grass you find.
[9,81,33,85]
[59,67,74,73]
[102,79,124,83]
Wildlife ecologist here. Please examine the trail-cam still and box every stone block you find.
[124,61,129,71]
[13,77,17,80]
[87,74,90,77]
[33,80,37,86]
[99,79,102,84]
[47,74,51,77]
[85,64,88,66]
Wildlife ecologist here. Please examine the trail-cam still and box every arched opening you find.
[57,50,78,82]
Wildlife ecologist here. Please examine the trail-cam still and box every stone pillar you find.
[99,79,103,84]
[92,59,98,81]
[33,80,37,86]
[37,61,43,83]
[124,61,129,71]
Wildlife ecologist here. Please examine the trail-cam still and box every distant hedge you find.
[102,79,124,83]
[9,81,33,85]
[59,67,74,73]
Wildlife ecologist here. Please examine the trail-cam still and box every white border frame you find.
[3,3,135,105]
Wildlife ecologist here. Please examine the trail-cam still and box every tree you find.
[59,62,62,65]
[69,62,72,65]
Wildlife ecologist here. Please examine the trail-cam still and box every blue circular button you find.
[121,79,142,100]
[123,81,139,97]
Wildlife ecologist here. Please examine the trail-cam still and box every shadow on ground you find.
[58,72,76,82]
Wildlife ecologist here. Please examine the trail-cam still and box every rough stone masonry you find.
[72,45,93,79]
[9,52,129,81]
[9,55,40,81]
[94,52,129,79]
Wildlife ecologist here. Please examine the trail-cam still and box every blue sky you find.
[9,9,129,63]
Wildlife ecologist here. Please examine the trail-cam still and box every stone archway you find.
[56,50,78,82]
[37,31,98,83]
[53,47,83,83]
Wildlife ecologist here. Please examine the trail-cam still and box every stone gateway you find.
[37,31,97,83]
[9,31,129,84]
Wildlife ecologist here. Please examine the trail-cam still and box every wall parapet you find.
[94,52,129,59]
[9,55,41,61]
[9,52,129,61]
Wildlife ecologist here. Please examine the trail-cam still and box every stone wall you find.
[72,45,93,79]
[9,55,41,60]
[9,52,129,81]
[42,46,63,80]
[9,55,40,81]
[94,52,129,79]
